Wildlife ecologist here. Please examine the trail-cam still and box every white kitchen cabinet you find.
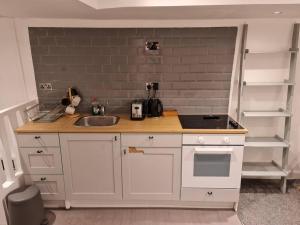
[60,133,122,203]
[17,133,65,202]
[20,147,63,174]
[122,133,182,148]
[181,187,239,202]
[24,174,65,201]
[122,147,181,200]
[17,133,60,147]
[121,133,181,201]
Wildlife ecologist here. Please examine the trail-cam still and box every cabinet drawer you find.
[17,133,60,147]
[183,134,244,145]
[20,147,62,174]
[122,133,182,147]
[181,187,239,202]
[24,175,65,201]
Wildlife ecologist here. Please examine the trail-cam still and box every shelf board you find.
[242,162,288,177]
[245,49,298,55]
[243,81,294,86]
[245,136,289,148]
[243,111,291,117]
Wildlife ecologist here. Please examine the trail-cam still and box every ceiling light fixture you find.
[272,11,282,15]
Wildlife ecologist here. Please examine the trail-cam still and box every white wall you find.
[11,18,300,176]
[0,16,299,225]
[0,18,35,225]
[0,18,296,178]
[0,18,32,110]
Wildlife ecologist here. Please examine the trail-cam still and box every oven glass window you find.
[193,154,231,177]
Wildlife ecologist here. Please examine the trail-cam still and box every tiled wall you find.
[29,27,237,114]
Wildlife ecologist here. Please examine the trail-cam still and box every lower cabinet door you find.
[122,147,181,200]
[24,175,65,200]
[60,133,122,202]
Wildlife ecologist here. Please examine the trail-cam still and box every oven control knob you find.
[223,137,230,144]
[198,137,205,144]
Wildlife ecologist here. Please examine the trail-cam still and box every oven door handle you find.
[194,147,233,154]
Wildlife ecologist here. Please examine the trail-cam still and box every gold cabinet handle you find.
[128,147,144,154]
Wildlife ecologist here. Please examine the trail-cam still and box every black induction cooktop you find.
[178,115,243,129]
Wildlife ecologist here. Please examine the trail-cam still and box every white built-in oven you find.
[181,134,244,189]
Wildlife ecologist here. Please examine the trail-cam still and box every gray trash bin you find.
[7,185,47,225]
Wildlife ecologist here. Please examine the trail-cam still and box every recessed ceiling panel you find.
[77,0,300,10]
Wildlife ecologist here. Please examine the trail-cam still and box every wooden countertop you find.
[15,114,248,134]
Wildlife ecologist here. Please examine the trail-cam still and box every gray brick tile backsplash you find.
[29,27,237,114]
[111,56,128,64]
[39,37,57,46]
[56,37,75,46]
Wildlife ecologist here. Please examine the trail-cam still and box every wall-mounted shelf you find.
[243,81,294,86]
[242,161,288,177]
[242,111,291,118]
[245,136,289,148]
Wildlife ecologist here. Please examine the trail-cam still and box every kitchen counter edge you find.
[15,115,248,134]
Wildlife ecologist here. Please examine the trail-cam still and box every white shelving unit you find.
[245,136,289,148]
[237,24,299,193]
[245,49,298,55]
[243,81,294,86]
[242,162,288,177]
[242,111,291,118]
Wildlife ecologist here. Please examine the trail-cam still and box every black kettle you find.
[148,98,163,117]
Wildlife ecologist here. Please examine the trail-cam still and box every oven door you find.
[182,146,243,188]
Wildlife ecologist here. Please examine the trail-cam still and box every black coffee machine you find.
[144,82,163,117]
[147,98,163,117]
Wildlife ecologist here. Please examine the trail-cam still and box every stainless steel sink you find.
[74,116,120,127]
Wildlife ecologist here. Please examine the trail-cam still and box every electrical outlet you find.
[145,82,152,90]
[39,83,53,90]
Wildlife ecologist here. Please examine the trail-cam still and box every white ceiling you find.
[0,0,300,19]
[77,0,300,10]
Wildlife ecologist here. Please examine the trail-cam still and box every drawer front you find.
[20,147,62,174]
[24,175,65,201]
[181,187,239,202]
[183,134,245,145]
[122,133,182,147]
[17,133,60,147]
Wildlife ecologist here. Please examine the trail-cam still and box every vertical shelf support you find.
[237,24,248,122]
[281,23,299,193]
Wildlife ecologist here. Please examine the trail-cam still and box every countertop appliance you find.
[148,98,163,117]
[142,82,163,118]
[131,100,145,120]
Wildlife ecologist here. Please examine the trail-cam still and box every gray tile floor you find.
[238,179,300,225]
[47,180,300,225]
[49,208,242,225]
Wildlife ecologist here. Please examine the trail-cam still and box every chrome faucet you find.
[99,104,105,116]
